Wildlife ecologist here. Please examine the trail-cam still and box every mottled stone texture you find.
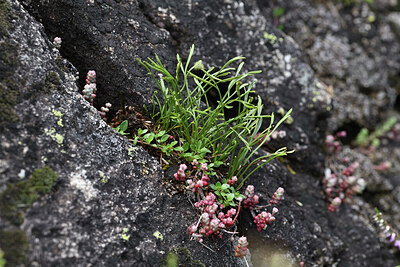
[0,0,399,266]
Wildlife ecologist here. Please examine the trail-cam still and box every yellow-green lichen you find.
[99,171,108,184]
[153,231,164,241]
[0,230,29,266]
[264,32,282,45]
[0,166,57,225]
[52,109,64,127]
[45,128,64,146]
[367,15,375,23]
[120,228,130,241]
[128,145,138,159]
[142,161,150,175]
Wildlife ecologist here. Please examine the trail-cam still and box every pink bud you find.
[180,164,187,171]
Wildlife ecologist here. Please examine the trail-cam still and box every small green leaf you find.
[209,184,216,190]
[120,120,128,132]
[183,152,193,158]
[197,140,203,150]
[133,136,139,145]
[213,161,223,167]
[174,146,184,152]
[170,141,178,146]
[227,202,235,207]
[157,130,166,137]
[190,143,197,152]
[221,184,230,190]
[160,134,169,143]
[144,133,155,144]
[199,147,211,154]
[182,143,189,152]
[273,7,285,17]
[227,193,235,201]
[372,138,380,148]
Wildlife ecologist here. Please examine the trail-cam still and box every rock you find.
[0,1,241,266]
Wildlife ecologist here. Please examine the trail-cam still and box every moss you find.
[0,166,57,225]
[0,230,29,266]
[0,249,5,267]
[0,0,13,36]
[163,247,205,267]
[0,41,19,132]
[42,71,62,92]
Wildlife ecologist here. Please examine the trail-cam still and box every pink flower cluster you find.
[185,161,210,191]
[270,187,284,204]
[253,207,278,231]
[188,192,236,242]
[242,186,284,232]
[82,70,97,105]
[242,185,259,209]
[227,176,237,186]
[328,197,342,212]
[174,164,187,181]
[324,130,367,212]
[325,131,346,153]
[234,236,248,258]
[323,163,366,212]
[53,37,62,49]
[98,103,112,121]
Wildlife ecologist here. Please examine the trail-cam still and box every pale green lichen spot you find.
[45,128,64,146]
[52,109,63,127]
[153,231,163,241]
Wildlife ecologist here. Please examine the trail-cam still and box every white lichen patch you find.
[18,169,26,179]
[70,170,99,201]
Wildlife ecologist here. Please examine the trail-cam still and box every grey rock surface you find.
[0,1,241,266]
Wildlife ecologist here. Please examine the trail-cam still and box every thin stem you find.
[232,201,241,225]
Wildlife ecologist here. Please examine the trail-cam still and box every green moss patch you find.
[0,230,29,266]
[0,166,57,225]
[42,71,62,92]
[0,0,13,36]
[0,41,19,132]
[164,247,204,267]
